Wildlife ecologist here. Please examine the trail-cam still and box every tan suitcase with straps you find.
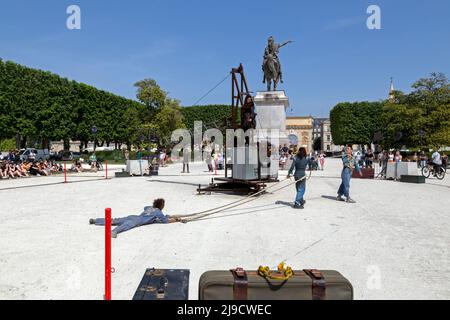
[199,265,353,300]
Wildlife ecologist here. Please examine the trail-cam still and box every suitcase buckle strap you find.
[303,269,327,300]
[230,268,248,300]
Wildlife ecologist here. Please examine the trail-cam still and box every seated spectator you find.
[50,161,62,173]
[38,162,50,176]
[15,162,29,177]
[70,160,83,173]
[7,162,21,178]
[29,162,42,176]
[0,162,8,179]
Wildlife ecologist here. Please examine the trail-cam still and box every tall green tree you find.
[381,73,450,149]
[134,78,167,121]
[150,99,185,147]
[0,58,145,150]
[330,101,383,146]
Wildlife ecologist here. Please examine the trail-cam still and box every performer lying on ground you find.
[89,198,181,238]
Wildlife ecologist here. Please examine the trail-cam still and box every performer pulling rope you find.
[176,147,313,223]
[175,171,312,223]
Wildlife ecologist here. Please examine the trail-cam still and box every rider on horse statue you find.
[262,36,292,89]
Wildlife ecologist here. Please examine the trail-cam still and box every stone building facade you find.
[287,116,339,153]
[285,116,314,152]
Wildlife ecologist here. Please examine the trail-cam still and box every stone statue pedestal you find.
[253,90,289,143]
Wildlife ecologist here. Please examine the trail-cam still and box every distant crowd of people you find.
[279,144,327,171]
[0,158,62,180]
[0,149,104,180]
[376,150,448,169]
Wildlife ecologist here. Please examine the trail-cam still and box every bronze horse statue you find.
[263,53,281,91]
[262,37,292,91]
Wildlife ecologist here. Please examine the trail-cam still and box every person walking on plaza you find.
[319,152,325,171]
[181,146,191,173]
[159,150,166,167]
[90,198,181,238]
[337,145,362,203]
[287,147,308,209]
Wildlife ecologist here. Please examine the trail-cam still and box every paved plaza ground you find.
[0,158,449,300]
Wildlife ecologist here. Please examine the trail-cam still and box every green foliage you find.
[330,101,383,145]
[151,99,186,146]
[181,104,234,134]
[0,58,144,149]
[381,73,450,149]
[85,150,155,163]
[330,73,450,150]
[134,78,167,118]
[0,138,16,151]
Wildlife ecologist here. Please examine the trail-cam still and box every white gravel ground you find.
[0,159,449,300]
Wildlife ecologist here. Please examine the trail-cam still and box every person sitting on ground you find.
[15,162,29,177]
[70,160,83,173]
[89,198,181,238]
[22,161,32,173]
[7,162,21,179]
[39,161,50,176]
[28,161,40,176]
[50,161,61,173]
[0,162,8,179]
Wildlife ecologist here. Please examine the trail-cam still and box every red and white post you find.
[104,208,112,300]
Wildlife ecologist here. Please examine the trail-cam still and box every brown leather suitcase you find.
[199,267,353,300]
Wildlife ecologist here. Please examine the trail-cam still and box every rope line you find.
[176,170,312,223]
[191,73,231,106]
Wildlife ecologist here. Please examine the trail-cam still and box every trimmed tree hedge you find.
[330,101,383,146]
[0,58,144,149]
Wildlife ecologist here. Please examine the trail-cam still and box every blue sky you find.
[0,0,449,117]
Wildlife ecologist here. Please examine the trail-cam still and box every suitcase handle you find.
[258,263,294,281]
